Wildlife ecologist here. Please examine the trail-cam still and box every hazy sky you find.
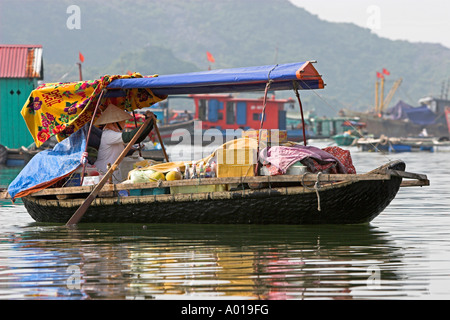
[289,0,450,49]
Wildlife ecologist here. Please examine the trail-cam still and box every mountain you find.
[1,0,449,115]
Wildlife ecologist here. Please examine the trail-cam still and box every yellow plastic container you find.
[216,148,256,178]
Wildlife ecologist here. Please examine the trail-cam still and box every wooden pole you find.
[293,82,307,146]
[375,80,379,114]
[255,81,272,176]
[77,63,83,81]
[66,117,153,226]
[379,76,385,115]
[131,110,143,158]
[294,90,307,146]
[80,89,105,185]
[151,114,169,162]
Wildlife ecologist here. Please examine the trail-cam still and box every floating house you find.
[191,94,290,131]
[0,45,44,149]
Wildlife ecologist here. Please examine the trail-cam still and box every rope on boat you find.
[314,172,322,211]
[255,79,274,176]
[301,172,322,212]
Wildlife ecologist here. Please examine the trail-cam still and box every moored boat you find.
[331,133,358,146]
[357,135,450,152]
[16,159,428,224]
[1,61,430,225]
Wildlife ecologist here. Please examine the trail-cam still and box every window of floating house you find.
[198,99,207,121]
[226,101,235,124]
[253,113,265,121]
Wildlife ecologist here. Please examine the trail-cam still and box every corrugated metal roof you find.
[0,45,43,79]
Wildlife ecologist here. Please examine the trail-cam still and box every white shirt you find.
[94,129,125,183]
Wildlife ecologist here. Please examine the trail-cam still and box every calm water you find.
[0,143,449,301]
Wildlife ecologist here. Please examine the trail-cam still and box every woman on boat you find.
[94,103,155,182]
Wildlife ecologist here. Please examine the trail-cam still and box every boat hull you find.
[22,161,405,225]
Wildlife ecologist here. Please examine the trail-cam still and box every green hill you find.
[1,0,449,115]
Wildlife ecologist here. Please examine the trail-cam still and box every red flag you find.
[79,52,85,63]
[382,68,390,75]
[376,72,384,79]
[206,51,215,63]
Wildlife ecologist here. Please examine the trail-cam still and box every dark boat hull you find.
[22,161,405,225]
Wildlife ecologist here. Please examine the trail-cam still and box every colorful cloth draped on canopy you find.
[21,73,166,147]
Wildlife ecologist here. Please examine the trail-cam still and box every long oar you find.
[150,114,169,162]
[65,117,153,226]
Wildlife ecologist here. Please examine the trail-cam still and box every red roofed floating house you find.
[0,45,44,153]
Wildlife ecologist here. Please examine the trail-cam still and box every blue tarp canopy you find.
[107,61,325,95]
[7,126,87,199]
[405,105,437,125]
[387,100,437,125]
[386,100,414,120]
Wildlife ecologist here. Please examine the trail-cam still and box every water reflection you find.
[1,146,446,300]
[1,222,422,300]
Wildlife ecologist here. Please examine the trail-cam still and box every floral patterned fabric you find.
[21,73,166,147]
[304,146,356,174]
[321,146,356,174]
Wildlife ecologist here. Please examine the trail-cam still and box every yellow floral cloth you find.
[21,73,167,147]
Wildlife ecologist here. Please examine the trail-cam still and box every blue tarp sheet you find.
[107,62,324,95]
[405,105,437,125]
[8,126,87,199]
[387,101,437,125]
[386,100,414,120]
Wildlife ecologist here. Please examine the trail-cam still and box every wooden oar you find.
[150,114,169,162]
[65,117,153,226]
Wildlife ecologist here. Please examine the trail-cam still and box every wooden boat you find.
[357,135,450,152]
[331,133,358,146]
[1,61,430,225]
[10,159,427,224]
[330,120,366,146]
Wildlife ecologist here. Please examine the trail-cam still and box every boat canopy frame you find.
[105,61,325,96]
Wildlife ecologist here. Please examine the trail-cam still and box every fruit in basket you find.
[149,171,165,181]
[166,170,182,181]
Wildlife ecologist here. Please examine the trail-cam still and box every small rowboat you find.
[2,61,430,225]
[10,159,428,224]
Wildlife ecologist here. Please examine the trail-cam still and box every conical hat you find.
[95,104,131,125]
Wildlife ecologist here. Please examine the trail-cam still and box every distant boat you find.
[331,120,367,146]
[343,79,450,140]
[331,133,358,146]
[342,72,449,139]
[356,135,450,152]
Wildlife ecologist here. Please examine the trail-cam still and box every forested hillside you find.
[1,0,449,115]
